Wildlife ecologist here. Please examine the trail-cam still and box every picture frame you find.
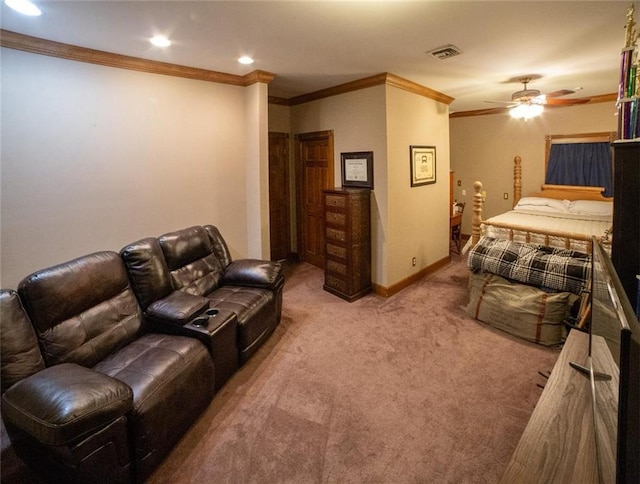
[341,151,374,189]
[410,145,436,187]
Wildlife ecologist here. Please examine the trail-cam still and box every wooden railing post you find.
[513,156,522,208]
[471,181,483,247]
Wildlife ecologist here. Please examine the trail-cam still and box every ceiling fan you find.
[484,76,590,119]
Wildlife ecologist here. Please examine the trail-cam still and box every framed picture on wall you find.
[341,151,374,189]
[410,145,436,187]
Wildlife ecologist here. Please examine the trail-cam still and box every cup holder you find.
[191,308,220,327]
[191,316,209,327]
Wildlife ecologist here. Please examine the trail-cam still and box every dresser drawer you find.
[327,227,346,243]
[325,194,346,208]
[326,211,346,226]
[325,274,347,293]
[326,259,347,276]
[326,243,346,259]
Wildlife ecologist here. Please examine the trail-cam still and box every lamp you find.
[510,102,544,120]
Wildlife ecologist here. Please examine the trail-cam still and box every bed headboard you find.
[530,184,611,202]
[511,156,611,203]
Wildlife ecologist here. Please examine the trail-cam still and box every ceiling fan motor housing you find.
[512,88,542,102]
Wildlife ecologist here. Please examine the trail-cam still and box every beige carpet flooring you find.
[1,254,561,483]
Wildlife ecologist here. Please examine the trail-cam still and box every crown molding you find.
[5,28,611,115]
[283,72,454,106]
[243,70,276,86]
[450,92,618,118]
[268,96,291,106]
[0,29,274,87]
[384,73,454,105]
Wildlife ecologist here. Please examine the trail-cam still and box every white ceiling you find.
[0,1,632,112]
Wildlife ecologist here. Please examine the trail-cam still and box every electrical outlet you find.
[461,189,466,196]
[412,257,416,267]
[503,192,509,200]
[457,180,461,186]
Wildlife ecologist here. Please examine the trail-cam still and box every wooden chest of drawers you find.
[323,188,371,301]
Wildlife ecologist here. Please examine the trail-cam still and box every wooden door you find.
[269,132,291,261]
[296,131,334,269]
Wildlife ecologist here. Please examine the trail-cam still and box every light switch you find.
[461,189,466,196]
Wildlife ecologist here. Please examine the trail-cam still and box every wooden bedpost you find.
[471,181,483,247]
[513,155,522,208]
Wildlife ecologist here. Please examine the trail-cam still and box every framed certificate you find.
[410,146,436,187]
[341,151,374,189]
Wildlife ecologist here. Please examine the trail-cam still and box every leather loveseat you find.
[0,225,284,483]
[121,225,284,369]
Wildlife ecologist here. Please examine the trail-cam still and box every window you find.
[544,132,615,197]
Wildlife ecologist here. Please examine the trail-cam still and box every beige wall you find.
[385,87,450,285]
[1,48,270,289]
[245,82,271,259]
[268,104,291,133]
[449,101,617,235]
[290,84,450,288]
[291,86,388,282]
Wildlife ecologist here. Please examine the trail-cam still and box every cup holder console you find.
[191,308,220,327]
[191,316,209,327]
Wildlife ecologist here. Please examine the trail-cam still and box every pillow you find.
[568,200,613,216]
[514,197,570,213]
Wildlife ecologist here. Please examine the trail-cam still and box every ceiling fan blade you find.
[483,100,517,106]
[451,106,510,118]
[545,89,575,98]
[543,97,590,106]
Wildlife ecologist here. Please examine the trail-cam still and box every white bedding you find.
[483,209,612,253]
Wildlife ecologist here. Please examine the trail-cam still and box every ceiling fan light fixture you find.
[510,103,544,120]
[150,35,171,47]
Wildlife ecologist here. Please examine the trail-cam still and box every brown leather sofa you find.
[0,225,284,483]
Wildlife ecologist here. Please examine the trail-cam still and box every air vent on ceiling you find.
[427,44,462,60]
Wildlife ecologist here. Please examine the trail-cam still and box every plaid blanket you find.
[467,237,590,295]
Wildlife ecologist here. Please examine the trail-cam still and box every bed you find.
[464,156,613,346]
[466,156,613,254]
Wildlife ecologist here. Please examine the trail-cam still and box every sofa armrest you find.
[1,363,133,446]
[222,259,283,289]
[146,291,209,325]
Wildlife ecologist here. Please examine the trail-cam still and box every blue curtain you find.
[545,142,613,197]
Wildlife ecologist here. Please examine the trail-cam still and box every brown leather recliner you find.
[0,251,215,483]
[120,225,284,366]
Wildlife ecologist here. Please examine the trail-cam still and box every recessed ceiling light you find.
[4,0,42,16]
[238,56,254,65]
[150,36,171,48]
